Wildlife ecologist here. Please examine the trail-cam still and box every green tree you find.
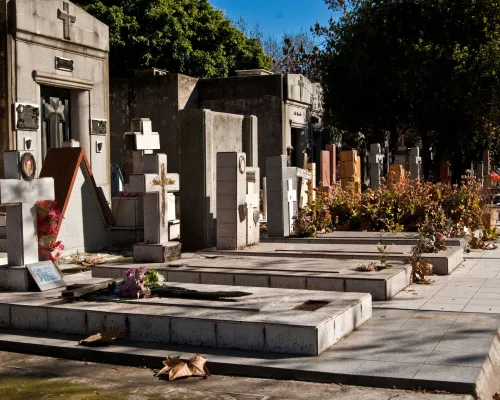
[317,0,500,177]
[75,0,272,78]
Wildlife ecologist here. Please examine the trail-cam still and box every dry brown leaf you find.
[188,354,209,376]
[155,356,183,377]
[493,393,500,400]
[79,328,120,346]
[169,361,192,381]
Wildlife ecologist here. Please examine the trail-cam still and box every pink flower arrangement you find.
[119,267,150,298]
[36,200,64,262]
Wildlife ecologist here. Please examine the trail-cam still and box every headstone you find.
[287,179,297,234]
[262,177,268,220]
[409,147,422,180]
[124,118,160,175]
[320,150,331,186]
[440,161,451,185]
[483,150,491,187]
[389,164,405,184]
[133,153,181,262]
[246,167,261,246]
[266,155,298,237]
[477,162,484,182]
[368,143,384,188]
[0,151,57,291]
[325,144,337,184]
[340,149,361,192]
[216,153,248,250]
[393,146,408,168]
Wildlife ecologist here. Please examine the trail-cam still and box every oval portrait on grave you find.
[20,152,36,181]
[238,156,246,174]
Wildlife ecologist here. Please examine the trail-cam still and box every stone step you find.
[0,281,371,356]
[200,243,464,275]
[263,233,467,248]
[92,257,412,301]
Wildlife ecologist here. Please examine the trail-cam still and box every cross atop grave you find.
[368,143,384,188]
[0,152,55,267]
[133,153,181,262]
[124,118,160,174]
[57,2,76,41]
[287,179,297,234]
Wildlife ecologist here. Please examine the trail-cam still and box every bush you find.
[293,171,490,238]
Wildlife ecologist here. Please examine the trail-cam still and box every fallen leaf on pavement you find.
[79,328,120,346]
[156,354,210,381]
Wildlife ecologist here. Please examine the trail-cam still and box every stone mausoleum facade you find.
[0,0,110,198]
[110,68,323,182]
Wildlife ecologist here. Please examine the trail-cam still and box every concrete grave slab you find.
[199,242,464,275]
[92,254,412,300]
[0,281,371,356]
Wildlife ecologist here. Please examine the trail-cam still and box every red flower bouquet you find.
[35,200,64,262]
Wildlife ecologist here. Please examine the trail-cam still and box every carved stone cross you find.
[44,98,65,149]
[58,2,76,41]
[151,163,175,228]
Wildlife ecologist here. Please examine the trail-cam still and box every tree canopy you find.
[317,0,500,176]
[75,0,272,78]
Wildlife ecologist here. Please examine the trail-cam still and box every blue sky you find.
[211,0,333,39]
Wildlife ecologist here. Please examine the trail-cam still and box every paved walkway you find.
[376,247,500,313]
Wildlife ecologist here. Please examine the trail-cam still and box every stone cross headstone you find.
[0,151,55,290]
[368,143,384,188]
[287,179,297,234]
[124,118,160,175]
[133,153,181,262]
[409,147,422,180]
[57,2,76,41]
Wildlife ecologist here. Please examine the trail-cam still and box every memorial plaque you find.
[26,261,66,291]
[15,104,40,130]
[20,152,36,181]
[92,119,107,135]
[55,56,74,72]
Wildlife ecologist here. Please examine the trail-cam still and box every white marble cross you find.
[0,152,55,267]
[287,179,297,234]
[124,118,161,174]
[139,154,179,244]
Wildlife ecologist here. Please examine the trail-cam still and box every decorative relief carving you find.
[15,104,40,130]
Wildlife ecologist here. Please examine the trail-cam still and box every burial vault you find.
[0,0,110,199]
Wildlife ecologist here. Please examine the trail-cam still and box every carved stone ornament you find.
[91,119,107,135]
[15,104,40,130]
[238,156,246,174]
[20,152,36,181]
[253,210,260,225]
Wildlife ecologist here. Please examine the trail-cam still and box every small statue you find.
[286,146,294,167]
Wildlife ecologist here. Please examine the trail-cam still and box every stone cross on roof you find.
[57,2,76,41]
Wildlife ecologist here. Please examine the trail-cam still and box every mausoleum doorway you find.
[41,86,72,161]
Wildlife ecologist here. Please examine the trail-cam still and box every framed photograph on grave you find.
[20,152,36,181]
[26,261,66,291]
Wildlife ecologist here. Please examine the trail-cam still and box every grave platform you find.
[263,231,467,247]
[0,281,371,356]
[92,255,412,300]
[201,243,464,275]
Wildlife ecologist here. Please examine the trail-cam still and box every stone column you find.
[368,143,384,188]
[262,177,267,220]
[70,90,90,156]
[216,152,247,249]
[409,147,422,180]
[243,115,258,168]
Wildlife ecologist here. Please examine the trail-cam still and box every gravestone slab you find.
[368,143,384,188]
[26,261,65,291]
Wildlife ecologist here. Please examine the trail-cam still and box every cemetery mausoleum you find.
[0,0,110,199]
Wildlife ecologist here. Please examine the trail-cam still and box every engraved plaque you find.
[246,171,256,182]
[92,119,107,135]
[253,210,260,225]
[55,56,74,72]
[15,104,40,130]
[26,261,66,291]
